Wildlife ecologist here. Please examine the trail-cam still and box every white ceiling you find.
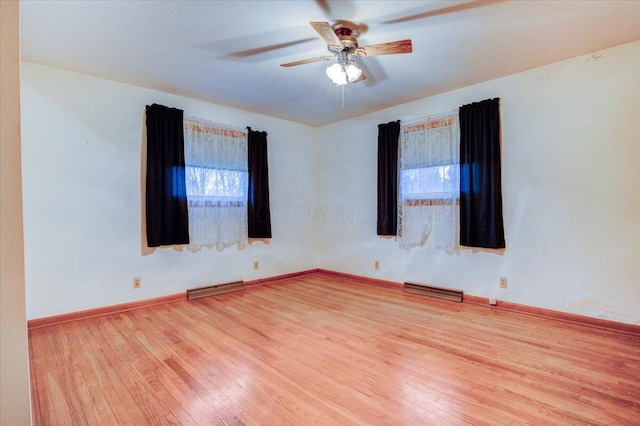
[20,0,640,127]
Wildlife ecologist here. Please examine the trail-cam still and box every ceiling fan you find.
[280,21,412,86]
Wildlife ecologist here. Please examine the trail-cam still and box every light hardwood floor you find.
[29,272,640,425]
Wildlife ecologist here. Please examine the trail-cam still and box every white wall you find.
[1,1,32,424]
[21,62,318,319]
[315,40,640,324]
[21,40,640,325]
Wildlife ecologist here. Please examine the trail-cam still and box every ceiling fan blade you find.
[380,0,506,25]
[315,0,330,14]
[230,38,317,58]
[354,39,413,57]
[310,21,343,51]
[280,56,333,67]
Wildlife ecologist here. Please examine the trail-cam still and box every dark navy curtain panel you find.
[247,127,272,238]
[145,104,190,247]
[459,98,505,249]
[377,120,401,236]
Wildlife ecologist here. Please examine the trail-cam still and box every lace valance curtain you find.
[183,117,248,252]
[398,112,460,254]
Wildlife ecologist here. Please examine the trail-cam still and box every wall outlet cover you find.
[499,277,508,289]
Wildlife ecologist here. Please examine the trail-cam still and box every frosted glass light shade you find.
[345,61,362,82]
[326,63,347,86]
[326,60,362,86]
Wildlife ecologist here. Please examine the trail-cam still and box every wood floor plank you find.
[88,315,191,424]
[30,272,640,425]
[77,320,149,423]
[128,306,265,425]
[58,321,119,425]
[29,327,89,425]
[159,305,293,426]
[180,301,367,425]
[223,289,466,424]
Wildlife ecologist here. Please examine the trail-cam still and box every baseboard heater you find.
[403,282,463,302]
[187,280,244,300]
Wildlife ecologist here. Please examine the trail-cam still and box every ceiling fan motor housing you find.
[330,27,358,53]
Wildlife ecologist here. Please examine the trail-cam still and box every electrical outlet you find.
[500,277,508,289]
[489,298,497,305]
[253,261,259,271]
[374,261,380,270]
[133,277,141,289]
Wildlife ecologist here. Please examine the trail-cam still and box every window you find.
[398,112,460,253]
[185,166,247,206]
[400,164,460,202]
[183,118,248,251]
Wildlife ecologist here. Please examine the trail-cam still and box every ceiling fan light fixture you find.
[326,62,348,86]
[326,59,361,86]
[345,60,362,82]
